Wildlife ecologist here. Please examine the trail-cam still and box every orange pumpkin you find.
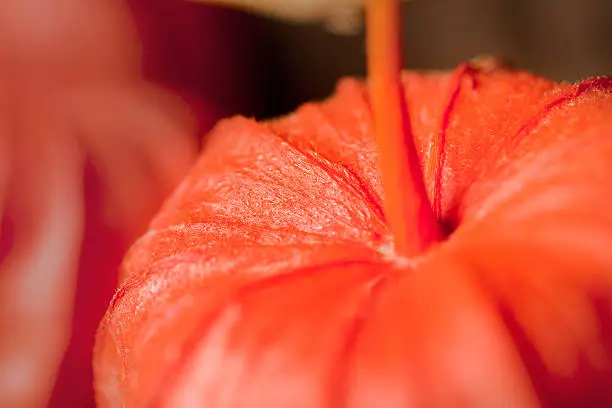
[94,1,612,406]
[93,62,612,407]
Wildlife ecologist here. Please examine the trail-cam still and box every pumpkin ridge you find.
[159,117,387,243]
[288,150,385,226]
[127,235,383,286]
[150,259,384,407]
[468,257,602,378]
[143,298,227,407]
[331,160,385,222]
[265,118,386,225]
[498,305,553,407]
[496,296,611,408]
[509,76,612,150]
[451,182,612,404]
[433,63,477,220]
[102,244,388,407]
[327,272,393,408]
[457,118,612,228]
[113,241,383,324]
[306,103,385,220]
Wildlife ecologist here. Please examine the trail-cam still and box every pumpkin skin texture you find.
[94,63,612,408]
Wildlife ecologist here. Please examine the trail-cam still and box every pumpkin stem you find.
[366,0,440,257]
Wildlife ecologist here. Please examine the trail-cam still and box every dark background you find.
[244,0,612,118]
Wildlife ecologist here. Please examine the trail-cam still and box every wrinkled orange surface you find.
[95,63,612,407]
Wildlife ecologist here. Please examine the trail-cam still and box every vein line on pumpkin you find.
[145,259,388,407]
[327,272,393,408]
[263,121,386,223]
[462,258,609,403]
[125,228,387,282]
[247,150,383,228]
[431,63,478,220]
[195,165,377,236]
[496,305,557,406]
[100,245,391,405]
[509,76,612,150]
[264,79,392,237]
[288,104,386,220]
[437,74,612,231]
[452,136,601,227]
[189,119,387,236]
[106,242,386,340]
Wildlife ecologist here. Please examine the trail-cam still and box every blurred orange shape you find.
[0,0,253,407]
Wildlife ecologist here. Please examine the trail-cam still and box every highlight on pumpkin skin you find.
[366,0,441,258]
